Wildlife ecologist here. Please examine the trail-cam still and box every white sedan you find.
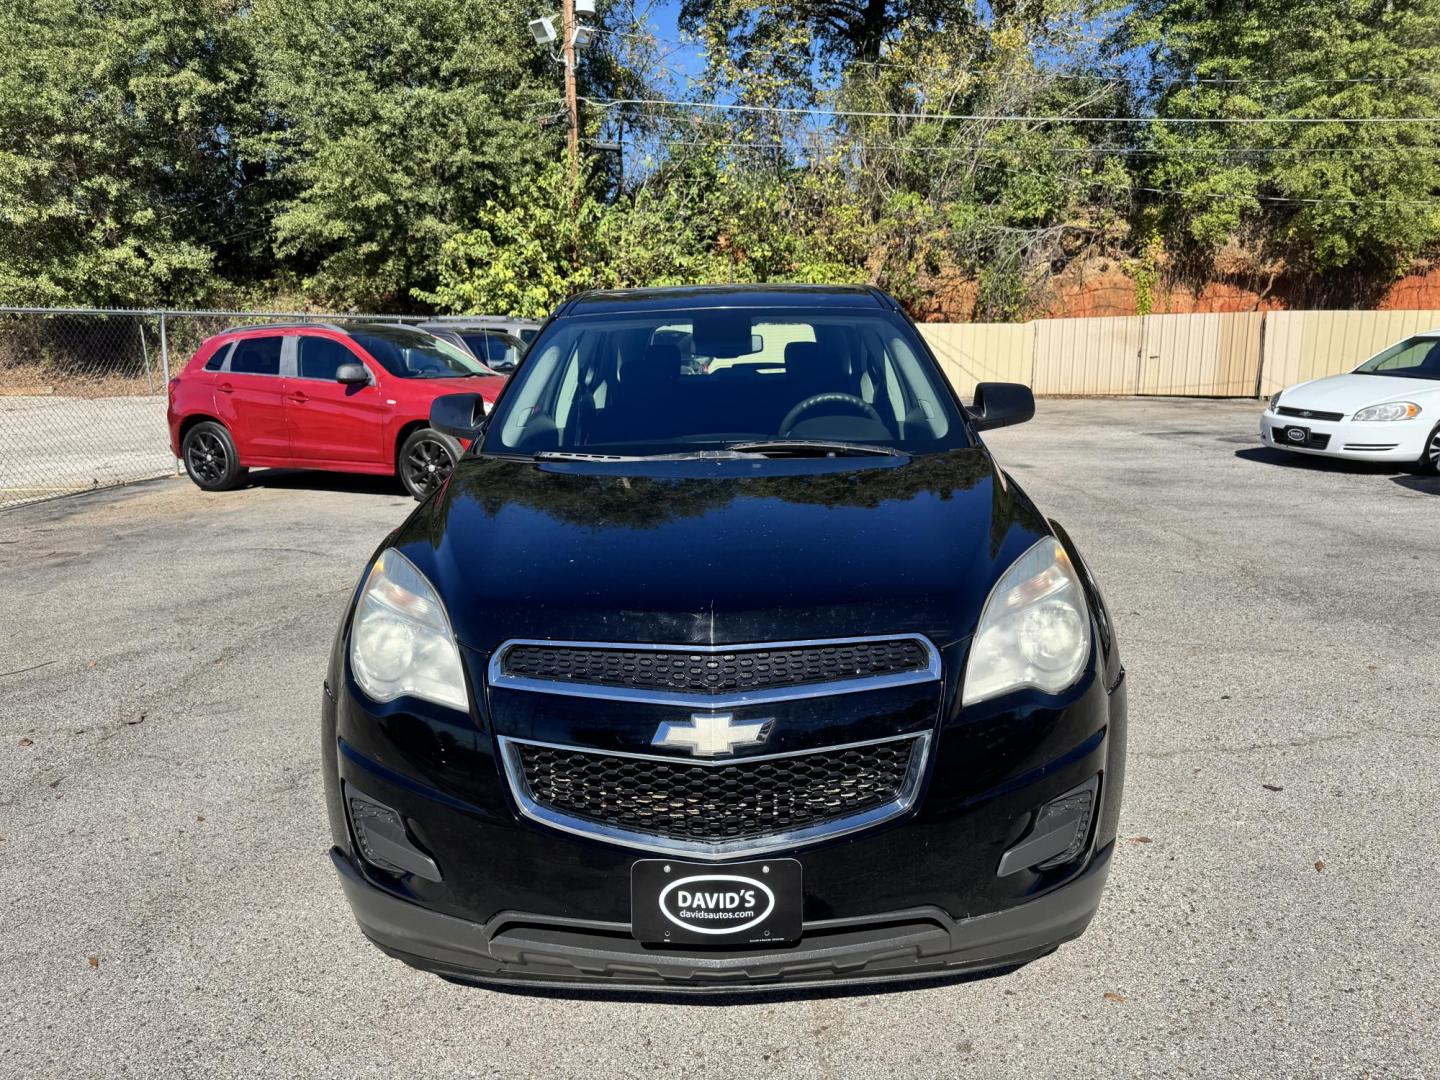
[1261,332,1440,473]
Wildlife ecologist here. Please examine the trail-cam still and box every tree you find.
[245,0,579,310]
[1127,0,1440,279]
[0,0,253,306]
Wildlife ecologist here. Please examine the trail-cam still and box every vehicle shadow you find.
[1233,447,1406,477]
[1392,474,1440,497]
[243,468,407,498]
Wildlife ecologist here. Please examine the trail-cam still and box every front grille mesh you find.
[515,738,919,843]
[500,639,930,696]
[1277,406,1344,422]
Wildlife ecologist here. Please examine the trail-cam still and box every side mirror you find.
[335,362,370,385]
[431,393,488,440]
[491,359,517,374]
[967,382,1035,432]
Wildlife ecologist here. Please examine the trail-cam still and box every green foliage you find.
[245,0,567,310]
[429,155,871,316]
[6,0,1440,315]
[1128,0,1440,275]
[0,0,250,306]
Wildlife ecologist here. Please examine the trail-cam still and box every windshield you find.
[1355,336,1440,380]
[459,332,523,369]
[482,308,967,456]
[347,326,488,379]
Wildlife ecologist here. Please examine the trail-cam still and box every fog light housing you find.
[997,775,1099,877]
[346,785,441,882]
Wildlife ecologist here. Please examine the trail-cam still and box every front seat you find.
[784,341,850,401]
[590,342,685,444]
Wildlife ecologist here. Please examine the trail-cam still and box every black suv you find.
[322,285,1126,993]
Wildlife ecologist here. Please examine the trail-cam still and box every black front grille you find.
[514,738,921,844]
[1277,406,1344,422]
[499,639,931,696]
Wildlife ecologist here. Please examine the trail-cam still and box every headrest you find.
[623,341,684,383]
[785,341,846,385]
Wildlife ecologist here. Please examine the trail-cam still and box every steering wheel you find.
[779,393,884,436]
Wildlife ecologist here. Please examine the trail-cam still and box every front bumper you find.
[1260,409,1428,462]
[331,841,1113,993]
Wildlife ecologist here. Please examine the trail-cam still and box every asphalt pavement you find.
[2,398,1436,1079]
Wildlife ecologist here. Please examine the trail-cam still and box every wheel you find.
[1417,423,1440,475]
[399,427,460,500]
[181,421,246,492]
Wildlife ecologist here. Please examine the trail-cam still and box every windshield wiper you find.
[724,439,904,458]
[534,449,762,463]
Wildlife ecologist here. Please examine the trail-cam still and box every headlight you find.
[1352,402,1421,422]
[962,537,1092,707]
[1268,390,1284,410]
[349,549,467,711]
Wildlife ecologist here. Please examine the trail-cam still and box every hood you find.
[1280,372,1440,414]
[409,374,507,402]
[391,449,1051,651]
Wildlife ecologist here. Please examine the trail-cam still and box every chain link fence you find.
[0,308,421,511]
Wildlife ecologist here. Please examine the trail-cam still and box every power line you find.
[583,95,1440,125]
[592,27,1440,87]
[629,131,1440,157]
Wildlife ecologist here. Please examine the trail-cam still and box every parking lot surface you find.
[2,398,1437,1079]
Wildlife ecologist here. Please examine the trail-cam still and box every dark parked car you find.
[323,285,1126,993]
[418,319,537,372]
[167,322,506,500]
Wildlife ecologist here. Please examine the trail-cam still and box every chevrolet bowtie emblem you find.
[653,713,772,757]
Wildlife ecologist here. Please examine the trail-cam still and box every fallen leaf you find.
[125,712,146,726]
[196,815,205,823]
[1131,836,1153,844]
[47,777,62,789]
[1262,784,1283,792]
[1314,860,1326,872]
[87,955,99,969]
[1103,991,1125,1003]
[18,737,33,747]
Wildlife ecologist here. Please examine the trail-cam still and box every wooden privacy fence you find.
[918,309,1440,400]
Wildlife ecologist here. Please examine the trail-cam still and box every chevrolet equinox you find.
[322,285,1127,993]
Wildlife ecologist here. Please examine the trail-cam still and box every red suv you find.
[167,322,508,499]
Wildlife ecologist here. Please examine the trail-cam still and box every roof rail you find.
[217,321,348,335]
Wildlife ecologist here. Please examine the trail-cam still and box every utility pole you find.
[562,0,579,192]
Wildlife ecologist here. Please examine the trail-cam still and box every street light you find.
[527,16,557,46]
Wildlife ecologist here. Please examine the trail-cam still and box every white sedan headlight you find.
[350,549,467,711]
[1268,390,1284,410]
[1352,402,1421,422]
[962,537,1092,707]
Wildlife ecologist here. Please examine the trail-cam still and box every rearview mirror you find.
[335,363,370,385]
[967,382,1035,431]
[431,393,488,440]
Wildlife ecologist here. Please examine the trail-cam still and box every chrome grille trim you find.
[487,634,943,708]
[497,732,933,860]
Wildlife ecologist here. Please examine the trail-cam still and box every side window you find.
[299,336,359,381]
[203,343,232,372]
[480,332,518,366]
[228,336,282,376]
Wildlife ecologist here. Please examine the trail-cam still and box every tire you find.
[181,421,247,492]
[1417,423,1440,475]
[398,427,460,500]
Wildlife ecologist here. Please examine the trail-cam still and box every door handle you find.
[288,392,308,404]
[217,382,234,394]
